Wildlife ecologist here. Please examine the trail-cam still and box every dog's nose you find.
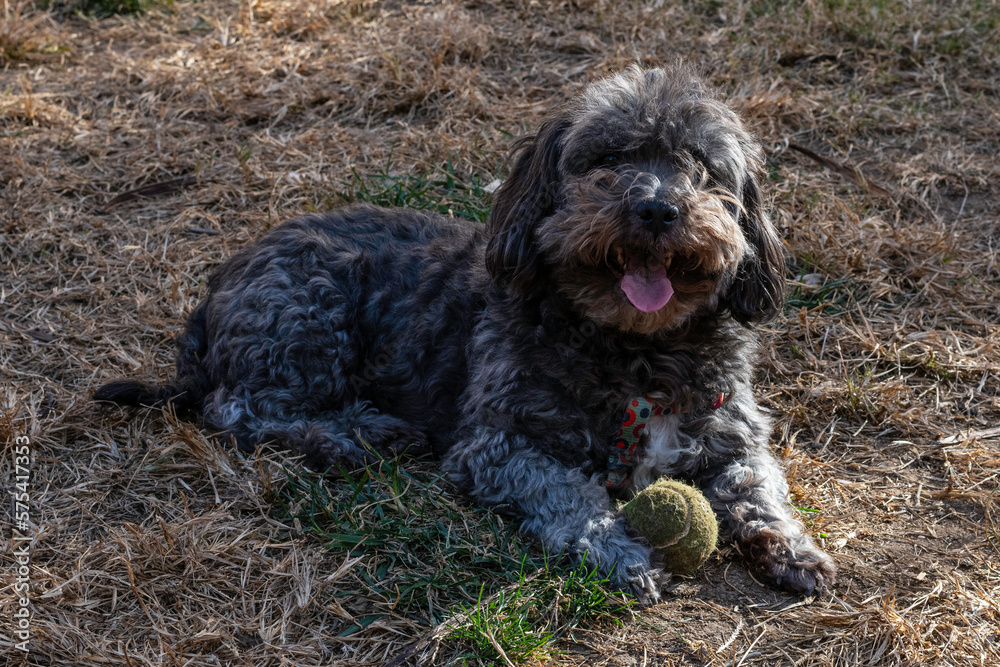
[635,199,679,235]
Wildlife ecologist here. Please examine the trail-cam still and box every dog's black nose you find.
[635,199,679,235]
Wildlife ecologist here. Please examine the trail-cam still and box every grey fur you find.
[96,64,835,601]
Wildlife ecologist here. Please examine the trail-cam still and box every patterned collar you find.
[605,393,725,490]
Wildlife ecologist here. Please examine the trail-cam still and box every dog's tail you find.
[94,301,211,415]
[93,379,199,411]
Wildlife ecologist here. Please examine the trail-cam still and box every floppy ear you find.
[485,116,570,295]
[726,164,786,325]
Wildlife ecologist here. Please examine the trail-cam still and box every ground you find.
[1,0,999,665]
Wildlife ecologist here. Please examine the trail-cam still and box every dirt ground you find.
[2,0,999,665]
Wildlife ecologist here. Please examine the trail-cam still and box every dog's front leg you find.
[695,438,836,595]
[445,428,663,602]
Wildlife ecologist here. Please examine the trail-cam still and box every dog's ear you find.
[725,164,785,325]
[485,116,570,294]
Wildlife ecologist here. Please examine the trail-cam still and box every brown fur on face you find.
[535,168,748,335]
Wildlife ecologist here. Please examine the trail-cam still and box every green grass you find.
[37,0,159,17]
[786,274,851,314]
[900,350,959,381]
[793,504,822,527]
[843,363,886,421]
[333,158,495,224]
[269,452,632,663]
[452,561,631,664]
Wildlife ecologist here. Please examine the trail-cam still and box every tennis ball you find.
[623,478,718,575]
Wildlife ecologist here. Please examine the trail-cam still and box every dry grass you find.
[2,0,999,664]
[0,0,59,63]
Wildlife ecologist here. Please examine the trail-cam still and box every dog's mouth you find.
[608,244,678,313]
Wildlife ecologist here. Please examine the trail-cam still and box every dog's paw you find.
[581,516,666,603]
[742,527,837,596]
[617,560,666,604]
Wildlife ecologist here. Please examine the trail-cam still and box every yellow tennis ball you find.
[624,478,719,575]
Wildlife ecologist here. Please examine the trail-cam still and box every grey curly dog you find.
[96,64,836,601]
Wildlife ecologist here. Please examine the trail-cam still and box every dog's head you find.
[486,65,784,335]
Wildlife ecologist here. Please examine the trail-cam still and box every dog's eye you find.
[599,153,619,167]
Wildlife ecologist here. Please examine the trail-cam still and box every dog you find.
[96,64,835,601]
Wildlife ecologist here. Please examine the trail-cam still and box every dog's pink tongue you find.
[621,261,673,313]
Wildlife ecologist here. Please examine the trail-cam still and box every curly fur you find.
[95,64,835,601]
